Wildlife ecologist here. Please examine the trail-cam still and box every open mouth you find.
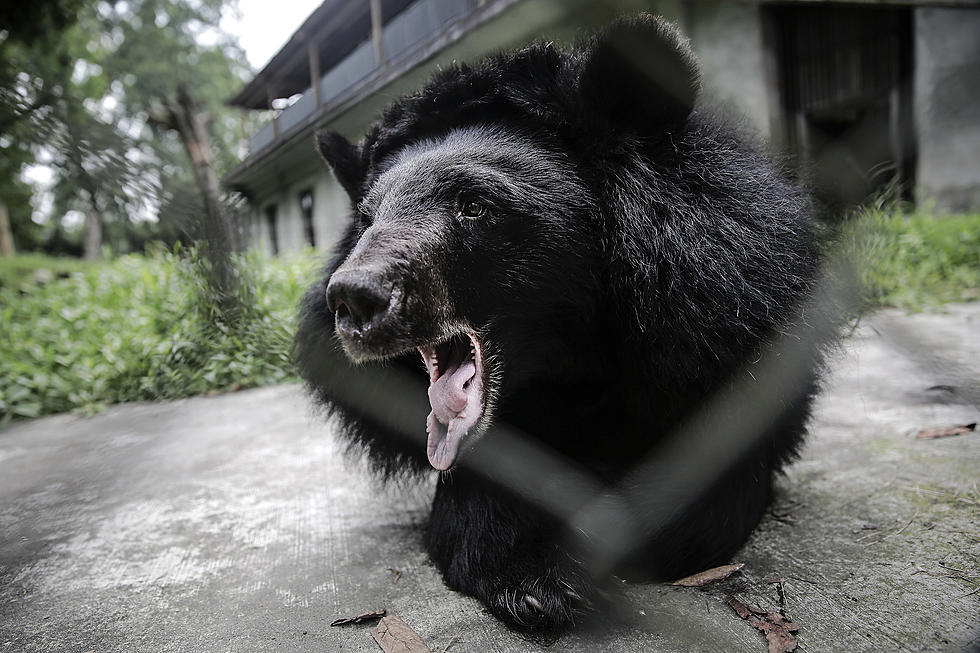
[418,331,485,471]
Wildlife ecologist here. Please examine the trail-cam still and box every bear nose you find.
[326,269,396,338]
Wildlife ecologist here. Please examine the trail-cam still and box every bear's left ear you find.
[578,14,701,135]
[316,130,368,203]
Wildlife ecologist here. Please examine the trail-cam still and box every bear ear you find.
[316,130,367,202]
[578,14,702,135]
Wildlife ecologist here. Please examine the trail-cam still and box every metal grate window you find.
[765,3,915,207]
[773,5,910,116]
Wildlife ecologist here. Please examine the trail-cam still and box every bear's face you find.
[323,125,599,470]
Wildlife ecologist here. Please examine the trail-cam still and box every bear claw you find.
[523,594,544,611]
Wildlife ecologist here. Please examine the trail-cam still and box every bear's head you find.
[311,15,702,471]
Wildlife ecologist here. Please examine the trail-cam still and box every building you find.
[223,0,980,257]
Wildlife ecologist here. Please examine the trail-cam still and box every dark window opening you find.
[765,4,915,210]
[265,204,279,255]
[300,189,315,247]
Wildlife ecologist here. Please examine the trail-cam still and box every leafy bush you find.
[845,208,980,311]
[0,253,97,289]
[0,247,320,424]
[3,208,977,423]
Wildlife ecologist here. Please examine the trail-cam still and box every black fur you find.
[295,15,826,632]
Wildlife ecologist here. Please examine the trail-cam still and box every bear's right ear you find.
[316,130,367,203]
[578,14,702,135]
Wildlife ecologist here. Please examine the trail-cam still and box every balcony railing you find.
[248,0,484,156]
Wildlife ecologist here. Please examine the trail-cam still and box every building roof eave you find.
[224,0,535,193]
[229,0,414,110]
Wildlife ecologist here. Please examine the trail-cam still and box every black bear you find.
[295,15,825,631]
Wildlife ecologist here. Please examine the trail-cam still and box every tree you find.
[161,83,237,296]
[0,0,82,254]
[1,0,255,257]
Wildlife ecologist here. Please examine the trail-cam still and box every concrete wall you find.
[314,173,353,253]
[685,1,771,140]
[250,173,351,257]
[241,0,980,253]
[914,7,980,212]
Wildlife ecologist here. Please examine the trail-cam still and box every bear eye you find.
[458,200,487,220]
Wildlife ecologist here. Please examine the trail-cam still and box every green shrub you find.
[844,208,980,311]
[4,208,977,423]
[0,247,320,424]
[0,253,97,290]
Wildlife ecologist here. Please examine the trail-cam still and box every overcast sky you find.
[224,0,324,70]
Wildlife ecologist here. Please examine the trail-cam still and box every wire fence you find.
[300,255,854,625]
[285,0,911,630]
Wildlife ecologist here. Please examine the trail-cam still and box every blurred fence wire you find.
[301,253,855,624]
[275,0,926,626]
[212,0,960,629]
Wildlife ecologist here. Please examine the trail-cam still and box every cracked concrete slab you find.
[1,304,978,652]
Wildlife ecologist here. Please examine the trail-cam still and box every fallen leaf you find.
[729,597,752,619]
[757,612,800,653]
[330,609,386,626]
[915,422,976,439]
[670,563,745,587]
[729,599,800,653]
[372,615,429,653]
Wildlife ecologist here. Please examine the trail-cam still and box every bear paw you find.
[489,573,599,631]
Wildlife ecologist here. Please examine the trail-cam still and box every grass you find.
[0,246,320,424]
[843,207,980,311]
[0,207,977,424]
[0,253,98,289]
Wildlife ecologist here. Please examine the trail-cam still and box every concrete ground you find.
[1,305,978,653]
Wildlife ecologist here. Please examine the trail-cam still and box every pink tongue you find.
[426,359,482,470]
[429,360,475,417]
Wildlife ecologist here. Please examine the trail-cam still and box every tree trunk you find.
[83,210,103,260]
[57,92,104,260]
[0,200,15,256]
[165,84,236,295]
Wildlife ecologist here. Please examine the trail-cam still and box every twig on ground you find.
[387,567,403,584]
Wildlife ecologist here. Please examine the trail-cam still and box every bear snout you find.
[326,268,400,346]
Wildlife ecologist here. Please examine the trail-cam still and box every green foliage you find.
[0,10,66,252]
[0,1,85,45]
[1,0,257,255]
[1,177,40,251]
[0,248,319,424]
[844,208,980,311]
[6,208,975,424]
[0,253,97,289]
